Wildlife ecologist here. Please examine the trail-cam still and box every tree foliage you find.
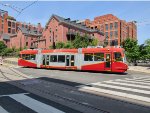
[54,33,99,49]
[0,41,7,54]
[123,38,140,64]
[141,39,150,59]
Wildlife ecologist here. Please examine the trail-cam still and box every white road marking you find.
[91,83,150,94]
[125,79,150,82]
[115,79,150,85]
[104,81,150,89]
[126,76,150,80]
[0,93,29,97]
[9,94,65,113]
[79,76,150,103]
[80,86,150,103]
[0,106,9,113]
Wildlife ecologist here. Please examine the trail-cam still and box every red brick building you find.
[0,9,43,48]
[10,26,42,49]
[84,14,137,46]
[35,14,104,49]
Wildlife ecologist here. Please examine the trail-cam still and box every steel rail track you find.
[0,68,110,113]
[0,67,150,113]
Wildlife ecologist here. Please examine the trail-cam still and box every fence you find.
[2,60,18,66]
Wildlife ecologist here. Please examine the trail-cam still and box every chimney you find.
[37,23,42,32]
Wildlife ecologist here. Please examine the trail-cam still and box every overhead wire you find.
[16,0,38,18]
[0,1,38,18]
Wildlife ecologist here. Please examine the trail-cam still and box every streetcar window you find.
[22,54,26,59]
[31,54,36,60]
[22,54,30,60]
[84,53,93,61]
[114,52,123,61]
[94,53,104,61]
[50,55,57,62]
[58,55,65,63]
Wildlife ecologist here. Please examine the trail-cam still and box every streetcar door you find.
[46,55,49,65]
[66,55,74,66]
[66,55,70,66]
[42,55,46,66]
[104,53,112,71]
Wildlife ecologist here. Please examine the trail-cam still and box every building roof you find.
[1,34,10,40]
[18,26,42,36]
[46,14,104,35]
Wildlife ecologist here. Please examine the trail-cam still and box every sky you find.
[0,1,150,44]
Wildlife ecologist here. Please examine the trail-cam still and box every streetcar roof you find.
[20,47,124,54]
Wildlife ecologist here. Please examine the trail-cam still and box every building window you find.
[114,22,118,29]
[55,35,57,41]
[8,28,11,33]
[114,31,118,38]
[84,53,93,61]
[12,22,15,28]
[50,36,51,42]
[56,28,57,31]
[26,42,28,46]
[105,32,108,38]
[12,29,15,34]
[105,24,108,30]
[8,21,11,27]
[26,25,28,28]
[110,31,113,39]
[1,24,3,29]
[110,23,113,30]
[50,28,52,33]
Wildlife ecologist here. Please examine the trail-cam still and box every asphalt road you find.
[16,67,149,84]
[0,66,150,113]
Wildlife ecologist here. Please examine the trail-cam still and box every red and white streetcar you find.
[18,46,128,73]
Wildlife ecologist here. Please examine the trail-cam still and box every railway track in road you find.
[0,67,109,113]
[0,66,150,113]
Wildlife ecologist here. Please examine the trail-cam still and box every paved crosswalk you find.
[0,93,65,113]
[79,76,150,103]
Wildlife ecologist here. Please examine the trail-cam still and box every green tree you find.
[64,41,74,49]
[0,41,7,54]
[123,38,140,65]
[56,42,65,49]
[72,33,98,48]
[89,38,98,46]
[51,33,99,49]
[144,39,150,59]
[1,48,13,56]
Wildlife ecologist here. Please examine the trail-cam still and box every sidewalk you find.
[2,57,18,67]
[128,66,150,74]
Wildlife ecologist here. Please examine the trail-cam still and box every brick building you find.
[10,26,42,49]
[36,14,104,49]
[84,14,137,46]
[0,9,43,48]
